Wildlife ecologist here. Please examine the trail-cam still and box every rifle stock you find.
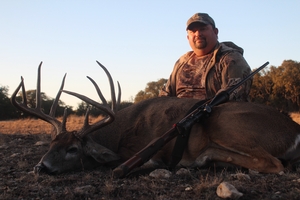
[113,61,269,178]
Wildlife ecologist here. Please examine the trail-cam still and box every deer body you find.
[11,62,300,175]
[114,97,300,173]
[41,97,300,174]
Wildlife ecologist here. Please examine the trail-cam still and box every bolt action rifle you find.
[113,62,269,178]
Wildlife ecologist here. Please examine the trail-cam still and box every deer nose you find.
[34,162,45,174]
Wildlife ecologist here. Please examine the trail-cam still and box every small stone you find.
[216,182,243,199]
[10,153,20,157]
[185,186,193,191]
[34,141,48,146]
[278,171,284,175]
[149,169,172,179]
[230,173,251,181]
[74,185,94,194]
[248,169,259,175]
[175,168,190,175]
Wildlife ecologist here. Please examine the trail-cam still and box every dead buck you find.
[11,61,300,175]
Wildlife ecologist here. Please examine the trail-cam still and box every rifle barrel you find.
[227,61,269,95]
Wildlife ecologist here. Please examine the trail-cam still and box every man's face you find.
[187,23,218,53]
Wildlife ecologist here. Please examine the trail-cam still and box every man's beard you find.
[194,37,207,49]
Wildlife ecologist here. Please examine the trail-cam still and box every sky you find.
[1,1,299,108]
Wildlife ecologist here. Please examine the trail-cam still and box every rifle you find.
[112,61,269,178]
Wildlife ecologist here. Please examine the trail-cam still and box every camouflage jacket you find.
[159,42,252,101]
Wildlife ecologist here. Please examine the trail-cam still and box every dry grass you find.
[0,118,53,135]
[290,112,300,125]
[0,115,104,135]
[1,113,299,136]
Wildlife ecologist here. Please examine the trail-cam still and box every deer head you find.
[11,61,121,174]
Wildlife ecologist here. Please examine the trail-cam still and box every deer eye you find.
[67,147,78,154]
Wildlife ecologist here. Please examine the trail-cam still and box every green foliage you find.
[0,85,18,119]
[11,89,70,118]
[118,101,133,110]
[249,60,300,112]
[134,78,167,103]
[131,60,299,112]
[75,101,89,116]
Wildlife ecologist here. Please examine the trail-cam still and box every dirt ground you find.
[1,116,300,199]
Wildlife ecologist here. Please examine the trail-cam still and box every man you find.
[159,13,252,101]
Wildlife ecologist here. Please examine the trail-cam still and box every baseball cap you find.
[186,13,215,30]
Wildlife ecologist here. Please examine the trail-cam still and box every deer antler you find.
[62,61,121,138]
[10,62,68,139]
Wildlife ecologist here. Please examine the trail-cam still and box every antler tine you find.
[11,76,25,106]
[20,77,27,105]
[10,62,65,139]
[61,108,68,133]
[83,106,91,128]
[86,76,108,107]
[116,81,121,111]
[50,73,67,117]
[36,63,42,109]
[49,73,68,133]
[96,60,120,112]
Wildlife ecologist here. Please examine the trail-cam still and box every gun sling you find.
[168,99,208,170]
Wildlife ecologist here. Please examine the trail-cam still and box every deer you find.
[11,61,300,176]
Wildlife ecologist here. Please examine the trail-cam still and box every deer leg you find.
[194,146,284,173]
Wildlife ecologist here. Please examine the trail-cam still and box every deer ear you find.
[84,138,120,163]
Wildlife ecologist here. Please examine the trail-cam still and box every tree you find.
[15,90,69,117]
[118,101,133,110]
[250,60,300,112]
[0,85,18,119]
[75,101,89,116]
[249,68,274,104]
[134,78,167,103]
[275,60,300,110]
